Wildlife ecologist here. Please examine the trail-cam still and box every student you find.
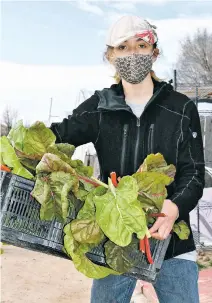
[51,15,204,303]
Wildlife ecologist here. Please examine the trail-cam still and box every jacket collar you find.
[96,78,173,111]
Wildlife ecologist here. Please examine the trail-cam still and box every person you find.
[50,15,205,303]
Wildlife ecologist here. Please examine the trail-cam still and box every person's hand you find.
[149,199,179,240]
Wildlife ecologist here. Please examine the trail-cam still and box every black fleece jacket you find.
[51,79,205,259]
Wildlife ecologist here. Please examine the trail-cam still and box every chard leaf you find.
[105,238,139,273]
[133,171,172,211]
[76,165,93,177]
[31,171,78,222]
[77,186,107,220]
[7,120,27,152]
[56,143,75,157]
[94,176,148,246]
[71,188,106,243]
[8,120,56,160]
[36,153,76,176]
[63,224,120,279]
[47,143,75,164]
[71,219,104,244]
[19,158,39,172]
[74,184,90,202]
[173,221,190,240]
[138,153,176,178]
[0,136,34,179]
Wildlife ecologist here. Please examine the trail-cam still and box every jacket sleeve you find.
[170,101,205,218]
[50,95,100,147]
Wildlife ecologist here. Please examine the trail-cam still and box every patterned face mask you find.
[114,53,153,84]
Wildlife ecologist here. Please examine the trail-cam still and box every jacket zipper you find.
[133,118,141,172]
[131,84,166,172]
[120,124,129,176]
[147,124,155,154]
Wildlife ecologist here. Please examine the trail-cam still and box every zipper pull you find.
[123,125,128,136]
[136,118,140,127]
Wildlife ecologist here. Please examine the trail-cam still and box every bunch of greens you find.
[0,121,191,279]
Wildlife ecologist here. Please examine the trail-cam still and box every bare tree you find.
[176,29,212,85]
[1,107,18,136]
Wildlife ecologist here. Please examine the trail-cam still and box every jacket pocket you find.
[147,124,155,154]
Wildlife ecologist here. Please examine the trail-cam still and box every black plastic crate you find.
[0,172,74,258]
[86,236,171,283]
[0,171,171,282]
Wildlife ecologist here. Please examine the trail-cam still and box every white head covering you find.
[106,15,158,47]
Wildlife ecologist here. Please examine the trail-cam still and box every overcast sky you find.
[1,0,212,125]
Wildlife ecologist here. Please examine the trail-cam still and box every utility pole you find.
[48,97,59,125]
[173,69,177,91]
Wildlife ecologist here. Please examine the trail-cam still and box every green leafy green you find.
[94,176,149,246]
[133,171,172,211]
[55,143,75,158]
[64,223,120,279]
[7,120,27,152]
[19,157,39,172]
[105,238,139,273]
[71,187,106,244]
[2,122,190,279]
[173,220,190,240]
[36,153,77,176]
[31,171,78,222]
[77,186,107,220]
[8,120,56,160]
[138,153,176,178]
[71,219,104,244]
[74,184,90,201]
[0,136,34,179]
[47,144,75,163]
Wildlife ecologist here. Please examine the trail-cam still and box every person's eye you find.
[139,44,146,48]
[118,45,126,50]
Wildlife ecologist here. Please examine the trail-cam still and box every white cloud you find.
[74,0,103,15]
[104,0,211,3]
[1,15,212,126]
[0,61,115,125]
[111,2,136,12]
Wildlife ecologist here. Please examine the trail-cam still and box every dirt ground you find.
[0,245,149,303]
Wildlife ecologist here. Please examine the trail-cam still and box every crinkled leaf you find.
[173,221,190,240]
[105,238,139,273]
[31,171,78,222]
[77,186,106,219]
[64,224,120,279]
[133,171,172,211]
[71,219,104,244]
[74,184,90,202]
[77,191,95,219]
[79,179,95,192]
[7,120,27,152]
[138,153,176,179]
[94,176,148,246]
[47,143,75,164]
[76,165,93,177]
[19,158,39,172]
[71,187,106,244]
[8,120,56,160]
[56,143,75,157]
[0,136,34,179]
[36,153,77,178]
